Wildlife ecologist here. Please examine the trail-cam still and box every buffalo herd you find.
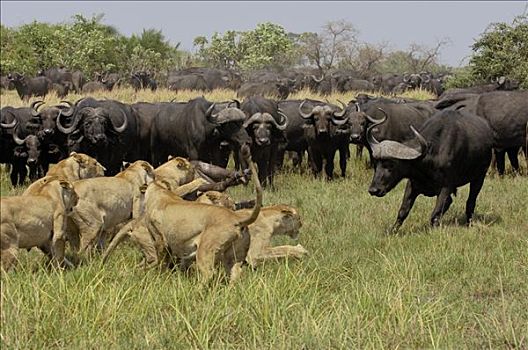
[1,66,527,232]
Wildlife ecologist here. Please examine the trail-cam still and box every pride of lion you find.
[0,147,308,282]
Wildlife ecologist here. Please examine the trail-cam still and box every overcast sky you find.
[1,1,527,67]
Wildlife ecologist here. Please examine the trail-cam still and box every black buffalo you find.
[367,109,493,231]
[298,100,350,178]
[130,71,157,91]
[168,74,208,92]
[241,96,288,187]
[237,81,291,100]
[56,98,138,175]
[8,73,52,101]
[150,97,251,168]
[435,90,528,175]
[346,97,436,164]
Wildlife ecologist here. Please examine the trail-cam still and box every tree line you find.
[1,14,526,88]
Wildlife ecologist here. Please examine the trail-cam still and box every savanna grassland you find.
[1,88,527,349]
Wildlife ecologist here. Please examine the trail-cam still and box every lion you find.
[103,148,262,282]
[1,178,79,271]
[68,160,155,254]
[47,152,106,181]
[23,152,105,196]
[195,191,308,267]
[154,156,249,198]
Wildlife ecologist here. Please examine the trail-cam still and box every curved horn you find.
[275,109,289,130]
[111,108,129,133]
[365,108,388,125]
[333,102,347,118]
[260,112,288,131]
[298,100,313,119]
[59,100,75,117]
[205,103,218,123]
[410,125,427,155]
[57,107,86,134]
[311,75,324,83]
[366,113,387,149]
[74,97,86,106]
[242,112,263,128]
[0,112,18,129]
[228,99,241,109]
[355,102,361,112]
[12,125,29,145]
[337,99,348,110]
[30,100,45,117]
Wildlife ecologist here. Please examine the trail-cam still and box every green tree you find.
[469,15,528,88]
[193,22,294,70]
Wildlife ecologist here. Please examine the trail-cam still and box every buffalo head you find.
[57,105,127,146]
[298,100,348,137]
[206,102,252,147]
[366,116,428,197]
[242,111,288,146]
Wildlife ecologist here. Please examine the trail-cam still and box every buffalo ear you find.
[168,155,174,161]
[123,161,131,169]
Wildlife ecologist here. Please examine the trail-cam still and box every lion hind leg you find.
[1,224,19,271]
[250,244,309,266]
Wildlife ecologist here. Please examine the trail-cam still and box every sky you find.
[1,1,527,67]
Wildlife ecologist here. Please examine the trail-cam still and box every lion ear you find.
[59,180,72,189]
[175,158,188,169]
[160,180,172,191]
[139,184,148,193]
[281,208,296,215]
[70,152,83,163]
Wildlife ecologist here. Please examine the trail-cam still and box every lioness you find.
[23,153,105,196]
[155,156,248,198]
[69,160,155,254]
[47,152,106,181]
[104,148,262,282]
[1,179,78,271]
[195,191,308,267]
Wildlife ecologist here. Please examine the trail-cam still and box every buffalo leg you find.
[355,145,363,159]
[339,146,347,177]
[506,147,520,173]
[390,180,419,233]
[430,187,453,226]
[324,151,335,180]
[465,175,485,225]
[494,149,506,175]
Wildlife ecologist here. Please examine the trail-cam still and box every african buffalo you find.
[346,97,436,164]
[435,90,528,175]
[241,96,288,187]
[8,73,52,101]
[367,109,493,231]
[150,97,251,168]
[298,99,350,178]
[56,98,139,175]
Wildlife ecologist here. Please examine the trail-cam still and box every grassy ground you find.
[1,88,527,349]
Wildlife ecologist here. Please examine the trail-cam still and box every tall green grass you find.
[1,88,527,349]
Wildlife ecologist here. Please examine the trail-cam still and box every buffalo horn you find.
[30,100,45,117]
[59,100,75,117]
[110,108,128,133]
[298,100,313,119]
[242,113,263,128]
[12,125,29,145]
